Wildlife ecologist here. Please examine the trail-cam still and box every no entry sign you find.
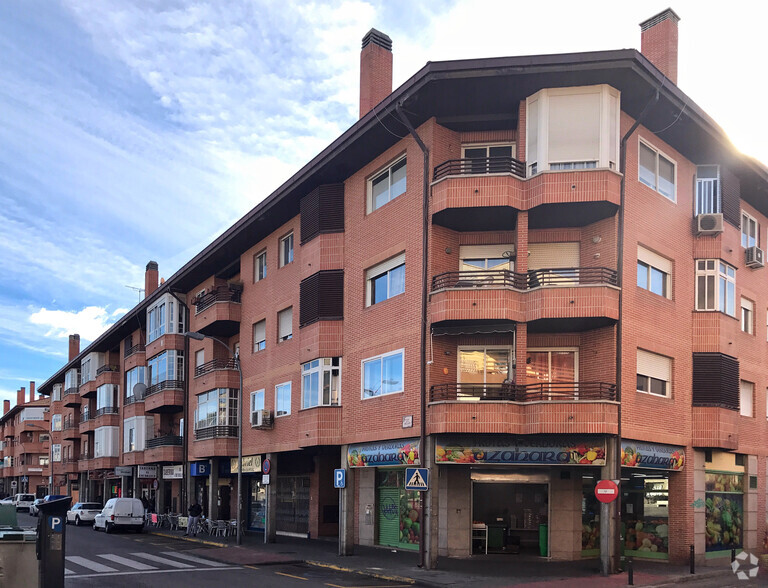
[595,479,619,503]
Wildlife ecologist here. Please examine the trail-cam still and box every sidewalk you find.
[147,525,748,587]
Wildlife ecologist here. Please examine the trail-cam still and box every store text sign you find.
[162,465,183,479]
[621,440,685,471]
[347,439,420,467]
[230,455,262,474]
[436,436,606,466]
[138,465,157,478]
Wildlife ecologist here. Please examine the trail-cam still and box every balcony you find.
[193,425,238,458]
[93,406,119,428]
[79,378,97,399]
[79,409,95,434]
[63,386,81,408]
[90,456,119,471]
[145,380,185,414]
[192,285,242,338]
[145,435,183,463]
[61,457,80,474]
[77,453,92,472]
[193,360,240,391]
[62,417,81,441]
[195,358,238,378]
[95,365,120,387]
[428,381,618,435]
[124,342,146,359]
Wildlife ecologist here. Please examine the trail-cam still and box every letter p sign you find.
[334,468,346,489]
[49,516,63,532]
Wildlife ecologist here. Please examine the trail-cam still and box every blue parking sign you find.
[334,468,346,489]
[49,516,64,533]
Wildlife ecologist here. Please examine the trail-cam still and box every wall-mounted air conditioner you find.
[251,410,274,429]
[745,246,764,268]
[696,213,723,235]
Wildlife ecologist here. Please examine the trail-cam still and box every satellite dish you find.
[502,250,515,258]
[133,383,147,400]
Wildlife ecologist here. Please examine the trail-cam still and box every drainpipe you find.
[611,88,659,575]
[168,289,190,513]
[395,102,430,570]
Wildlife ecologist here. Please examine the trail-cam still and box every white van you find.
[13,493,35,512]
[93,498,144,533]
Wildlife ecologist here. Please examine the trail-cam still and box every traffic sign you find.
[595,479,619,503]
[334,468,346,489]
[262,459,271,475]
[21,476,28,483]
[405,467,429,491]
[10,480,17,489]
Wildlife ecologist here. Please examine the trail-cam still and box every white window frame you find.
[278,308,293,342]
[741,211,759,249]
[367,156,407,213]
[695,260,736,317]
[279,232,294,267]
[253,320,266,352]
[301,358,342,409]
[125,366,145,401]
[254,249,267,283]
[96,383,118,411]
[637,246,671,298]
[741,297,754,334]
[51,414,62,432]
[52,384,62,402]
[366,253,405,306]
[52,444,61,462]
[146,294,184,344]
[250,389,265,419]
[636,349,672,398]
[638,139,677,202]
[195,349,205,369]
[147,350,184,386]
[361,349,405,399]
[740,380,754,417]
[275,382,291,417]
[695,165,720,215]
[194,388,238,429]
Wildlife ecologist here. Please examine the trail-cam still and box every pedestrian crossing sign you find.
[405,467,429,491]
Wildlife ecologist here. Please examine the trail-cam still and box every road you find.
[16,512,411,588]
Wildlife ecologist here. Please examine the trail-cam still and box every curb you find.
[148,530,226,548]
[306,560,418,585]
[643,568,733,586]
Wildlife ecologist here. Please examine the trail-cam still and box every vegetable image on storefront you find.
[704,472,743,552]
[434,437,606,466]
[377,470,422,550]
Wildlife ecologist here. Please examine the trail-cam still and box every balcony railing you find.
[146,379,184,396]
[64,386,79,397]
[94,407,118,417]
[61,457,80,464]
[146,435,183,448]
[195,358,238,378]
[124,342,146,359]
[194,425,238,440]
[124,390,145,405]
[63,417,80,430]
[431,267,618,291]
[430,382,617,402]
[194,285,243,314]
[433,156,526,182]
[80,408,92,422]
[96,364,120,376]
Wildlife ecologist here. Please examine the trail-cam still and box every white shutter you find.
[278,308,293,340]
[636,349,671,382]
[527,97,539,167]
[548,91,601,163]
[459,245,514,260]
[528,243,580,269]
[637,245,672,274]
[741,297,754,312]
[740,381,754,417]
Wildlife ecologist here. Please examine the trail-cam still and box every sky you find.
[1,0,767,407]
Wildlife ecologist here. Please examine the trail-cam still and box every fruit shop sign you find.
[347,439,420,467]
[435,436,606,466]
[621,440,685,471]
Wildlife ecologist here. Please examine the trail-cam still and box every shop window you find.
[376,469,422,551]
[622,474,669,559]
[705,472,743,553]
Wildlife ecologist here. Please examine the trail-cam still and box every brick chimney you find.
[17,387,25,406]
[640,8,680,85]
[29,382,35,403]
[359,29,393,118]
[68,334,80,361]
[3,400,9,415]
[145,261,159,298]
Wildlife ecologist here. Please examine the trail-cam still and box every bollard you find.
[689,544,695,574]
[627,556,634,586]
[731,548,736,563]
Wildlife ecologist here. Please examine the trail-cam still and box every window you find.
[96,384,118,411]
[51,414,62,432]
[276,382,291,416]
[52,444,61,462]
[80,356,92,385]
[52,384,61,402]
[147,350,184,386]
[278,308,293,342]
[253,320,266,352]
[526,349,577,386]
[65,369,79,391]
[637,246,671,298]
[462,144,516,173]
[39,455,49,466]
[146,294,184,343]
[128,426,135,452]
[362,349,404,399]
[639,141,676,201]
[741,211,758,248]
[195,389,238,429]
[740,380,754,417]
[695,165,720,215]
[94,426,119,458]
[368,157,406,212]
[636,349,672,398]
[695,260,736,316]
[366,253,405,306]
[301,358,341,408]
[123,416,154,452]
[125,366,145,401]
[254,250,267,282]
[250,389,265,417]
[147,302,166,342]
[741,298,754,334]
[279,233,294,267]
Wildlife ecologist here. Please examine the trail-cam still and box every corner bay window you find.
[363,349,404,399]
[195,388,238,430]
[301,358,341,408]
[696,260,735,316]
[147,294,185,344]
[94,426,119,458]
[96,384,118,411]
[147,350,184,388]
[366,254,405,306]
[125,366,146,401]
[369,157,406,212]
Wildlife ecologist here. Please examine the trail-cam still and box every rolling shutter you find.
[636,349,671,382]
[548,91,601,163]
[528,242,580,269]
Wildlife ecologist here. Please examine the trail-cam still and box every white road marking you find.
[65,555,118,573]
[64,569,74,575]
[160,550,229,567]
[63,566,241,579]
[97,553,158,570]
[131,552,193,568]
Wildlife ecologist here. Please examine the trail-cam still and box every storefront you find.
[190,461,210,515]
[162,465,184,514]
[704,451,744,559]
[229,455,264,531]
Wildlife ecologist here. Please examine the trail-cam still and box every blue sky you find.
[1,0,766,407]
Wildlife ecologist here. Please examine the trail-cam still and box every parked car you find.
[0,496,15,507]
[28,498,45,516]
[93,498,144,533]
[13,493,35,512]
[67,502,102,526]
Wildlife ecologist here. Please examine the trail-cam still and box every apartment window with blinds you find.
[368,157,407,212]
[253,320,266,352]
[636,349,672,398]
[695,260,736,316]
[741,211,758,248]
[639,141,676,201]
[740,380,754,417]
[637,246,671,298]
[741,298,754,334]
[366,254,405,306]
[695,165,720,215]
[278,308,293,342]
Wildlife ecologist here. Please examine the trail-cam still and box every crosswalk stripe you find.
[160,551,229,567]
[65,556,117,573]
[64,569,74,575]
[97,553,158,570]
[131,552,193,568]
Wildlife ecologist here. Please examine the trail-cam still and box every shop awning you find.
[431,321,516,336]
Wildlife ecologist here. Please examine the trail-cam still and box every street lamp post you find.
[185,331,243,545]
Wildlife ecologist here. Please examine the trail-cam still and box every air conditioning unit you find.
[696,213,724,235]
[251,409,274,429]
[745,246,765,268]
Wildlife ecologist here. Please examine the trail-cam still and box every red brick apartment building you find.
[31,9,768,567]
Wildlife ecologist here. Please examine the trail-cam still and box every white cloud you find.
[29,306,119,343]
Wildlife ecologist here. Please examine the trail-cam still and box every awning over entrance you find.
[431,320,516,336]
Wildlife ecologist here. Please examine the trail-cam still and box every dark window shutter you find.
[300,189,321,244]
[300,183,344,245]
[721,168,741,229]
[300,270,344,327]
[692,352,739,410]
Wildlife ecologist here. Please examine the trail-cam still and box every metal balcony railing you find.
[429,382,617,402]
[94,407,118,417]
[64,386,79,397]
[194,358,238,378]
[146,379,184,397]
[96,364,119,376]
[124,390,145,405]
[63,417,80,430]
[433,156,526,182]
[430,267,618,291]
[124,342,146,359]
[80,408,91,422]
[146,435,183,448]
[194,425,238,440]
[194,285,243,314]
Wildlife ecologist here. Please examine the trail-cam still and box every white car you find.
[0,497,14,506]
[67,502,102,526]
[13,493,35,512]
[29,498,45,516]
[93,498,144,533]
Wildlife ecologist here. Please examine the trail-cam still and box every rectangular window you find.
[637,246,671,298]
[695,260,736,316]
[639,141,676,201]
[250,389,265,416]
[147,350,184,386]
[695,165,720,215]
[125,366,145,401]
[369,157,407,212]
[740,380,754,417]
[52,444,61,462]
[741,298,754,334]
[253,320,266,352]
[146,294,183,343]
[39,455,49,466]
[94,426,119,458]
[51,414,62,432]
[279,233,294,267]
[636,349,672,398]
[194,388,238,429]
[52,384,61,402]
[301,358,341,408]
[195,349,204,369]
[462,144,516,174]
[254,250,267,282]
[362,349,404,399]
[276,382,291,416]
[96,384,118,411]
[741,211,758,248]
[366,253,405,306]
[278,308,293,342]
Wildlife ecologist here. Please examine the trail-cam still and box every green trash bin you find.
[487,524,505,550]
[538,524,548,556]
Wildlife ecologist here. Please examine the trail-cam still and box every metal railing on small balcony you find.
[194,358,238,378]
[96,364,120,376]
[194,425,238,440]
[94,406,118,417]
[432,270,524,290]
[430,267,618,292]
[194,286,243,314]
[146,379,184,397]
[63,417,80,430]
[433,156,526,182]
[64,386,79,397]
[146,435,183,448]
[80,408,91,422]
[124,342,146,359]
[124,390,145,405]
[429,381,616,402]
